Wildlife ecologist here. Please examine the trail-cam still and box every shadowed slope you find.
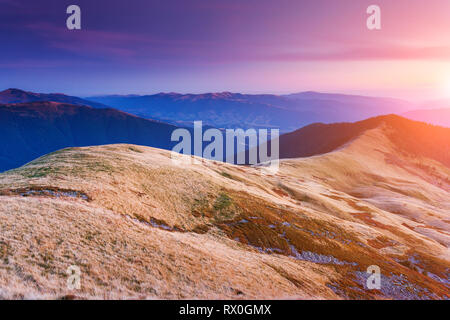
[0,101,179,172]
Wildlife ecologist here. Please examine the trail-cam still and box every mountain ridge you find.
[279,114,450,167]
[87,90,416,132]
[1,88,420,132]
[0,88,109,109]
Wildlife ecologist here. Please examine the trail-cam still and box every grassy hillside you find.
[0,116,449,299]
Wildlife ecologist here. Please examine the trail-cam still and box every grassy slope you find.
[0,124,449,299]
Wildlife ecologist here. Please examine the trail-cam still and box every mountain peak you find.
[280,114,450,166]
[0,88,35,95]
[0,88,109,109]
[1,88,68,97]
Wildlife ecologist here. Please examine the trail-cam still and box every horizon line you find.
[1,87,419,103]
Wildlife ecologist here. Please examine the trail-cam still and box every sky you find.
[1,0,450,100]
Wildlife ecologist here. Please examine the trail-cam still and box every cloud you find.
[0,59,71,69]
[24,22,213,63]
[258,45,450,62]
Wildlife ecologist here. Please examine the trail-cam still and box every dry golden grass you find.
[0,124,449,299]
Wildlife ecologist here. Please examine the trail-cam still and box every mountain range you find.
[87,91,416,132]
[1,87,449,173]
[2,88,449,135]
[0,87,449,299]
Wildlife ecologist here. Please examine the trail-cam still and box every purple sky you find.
[1,0,450,99]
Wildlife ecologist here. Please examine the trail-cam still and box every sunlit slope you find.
[0,118,449,299]
[0,145,338,299]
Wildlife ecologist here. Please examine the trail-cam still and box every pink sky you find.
[1,0,450,100]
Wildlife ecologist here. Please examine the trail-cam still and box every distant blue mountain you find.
[0,101,179,172]
[0,88,108,109]
[0,88,422,172]
[88,91,415,132]
[1,89,416,133]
